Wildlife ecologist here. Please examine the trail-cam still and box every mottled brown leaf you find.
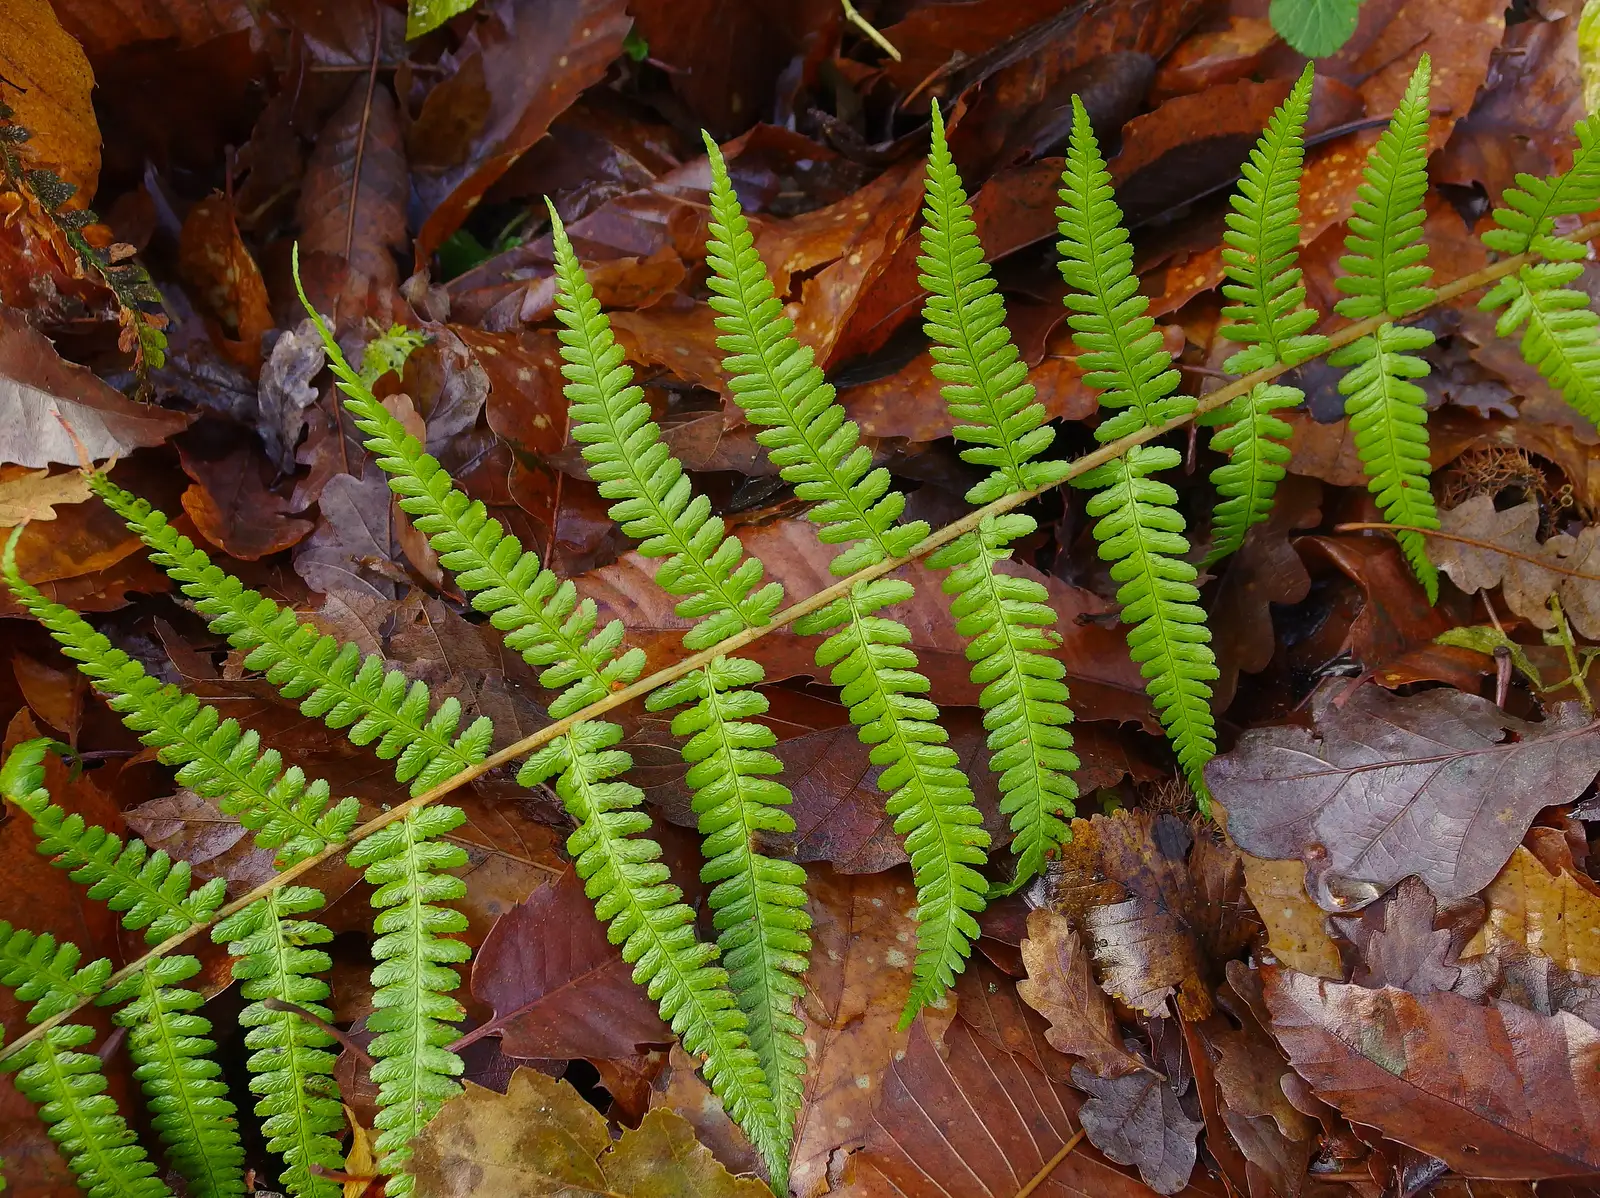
[1017,909,1139,1079]
[1212,680,1600,909]
[298,80,408,291]
[1072,1062,1203,1196]
[469,868,668,1060]
[1262,968,1600,1178]
[1085,896,1211,1020]
[1469,842,1600,976]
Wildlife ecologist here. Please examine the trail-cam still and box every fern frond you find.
[343,805,469,1196]
[1484,261,1600,427]
[0,1023,169,1198]
[0,738,225,945]
[3,531,359,866]
[702,133,990,1023]
[521,724,783,1166]
[288,258,788,1182]
[548,212,808,1152]
[88,478,494,798]
[1482,114,1600,258]
[918,102,1080,891]
[1200,382,1300,564]
[1329,56,1440,600]
[1057,97,1218,800]
[214,891,344,1198]
[100,957,244,1198]
[1204,65,1328,560]
[0,923,111,1024]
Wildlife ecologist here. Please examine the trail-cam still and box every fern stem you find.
[10,217,1599,1071]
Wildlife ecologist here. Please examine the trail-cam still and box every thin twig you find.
[1014,1128,1087,1198]
[1333,521,1600,584]
[840,0,902,61]
[2,219,1595,1069]
[343,1,383,272]
[262,997,375,1068]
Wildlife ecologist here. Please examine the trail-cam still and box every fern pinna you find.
[1055,94,1219,801]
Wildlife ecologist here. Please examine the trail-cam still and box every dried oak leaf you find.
[1086,897,1212,1020]
[1072,1062,1204,1196]
[0,308,191,469]
[1016,908,1140,1079]
[1262,967,1600,1178]
[408,1066,768,1197]
[1330,877,1488,995]
[469,867,668,1060]
[858,1017,1165,1198]
[0,467,91,528]
[1431,497,1600,641]
[1210,679,1600,911]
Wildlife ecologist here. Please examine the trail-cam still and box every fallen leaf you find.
[1296,536,1452,668]
[49,0,256,59]
[1262,968,1600,1178]
[1432,497,1600,640]
[1468,843,1600,976]
[858,1017,1163,1198]
[260,318,328,473]
[407,1066,769,1197]
[1330,877,1487,995]
[298,79,409,293]
[469,867,669,1060]
[1150,15,1279,100]
[412,0,633,265]
[341,1104,376,1198]
[0,0,99,202]
[1212,680,1600,910]
[1017,908,1140,1078]
[647,1045,761,1179]
[0,467,91,527]
[180,442,314,561]
[123,788,277,892]
[1086,896,1212,1020]
[1237,852,1344,979]
[295,470,413,600]
[0,308,191,468]
[176,193,273,372]
[1072,1062,1204,1196]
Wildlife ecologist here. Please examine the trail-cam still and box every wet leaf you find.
[1262,968,1600,1178]
[1329,877,1487,995]
[1468,841,1600,976]
[0,308,191,468]
[1237,851,1344,979]
[50,0,256,58]
[1,0,99,201]
[1016,908,1140,1078]
[1073,1061,1204,1196]
[408,1066,769,1197]
[179,442,314,560]
[1212,680,1600,909]
[469,867,669,1060]
[176,193,273,372]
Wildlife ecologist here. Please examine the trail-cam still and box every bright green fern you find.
[1329,55,1440,600]
[1206,63,1329,563]
[702,131,991,1023]
[1056,94,1218,801]
[916,99,1080,891]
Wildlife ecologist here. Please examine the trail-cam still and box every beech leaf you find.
[1262,968,1600,1178]
[1209,680,1600,909]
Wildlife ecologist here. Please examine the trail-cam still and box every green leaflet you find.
[292,252,788,1182]
[1208,64,1329,563]
[0,924,111,1025]
[1270,0,1363,58]
[702,131,991,1023]
[1330,56,1440,600]
[1057,96,1218,802]
[918,100,1080,893]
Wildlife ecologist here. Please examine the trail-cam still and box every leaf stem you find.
[1333,521,1600,583]
[4,217,1595,1070]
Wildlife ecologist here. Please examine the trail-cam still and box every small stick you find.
[262,997,375,1069]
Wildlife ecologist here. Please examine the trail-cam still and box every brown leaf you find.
[412,0,633,265]
[1237,851,1344,979]
[176,193,273,372]
[469,867,669,1060]
[50,0,256,59]
[122,788,278,892]
[408,1067,769,1197]
[1468,843,1600,976]
[1262,968,1600,1178]
[298,79,408,292]
[648,1045,761,1179]
[1017,908,1140,1079]
[0,308,191,468]
[13,651,87,740]
[1086,896,1212,1021]
[1329,877,1486,995]
[1073,1063,1204,1196]
[1212,680,1600,909]
[180,442,314,561]
[1296,535,1451,668]
[858,1017,1162,1198]
[0,0,99,202]
[1149,15,1279,100]
[0,466,92,528]
[295,470,413,600]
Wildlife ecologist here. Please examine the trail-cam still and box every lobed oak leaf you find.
[1017,908,1140,1079]
[1072,1062,1204,1196]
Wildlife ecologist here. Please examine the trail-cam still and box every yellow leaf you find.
[1468,843,1600,974]
[1239,851,1343,978]
[1584,0,1600,115]
[0,468,91,528]
[342,1104,375,1198]
[0,0,99,204]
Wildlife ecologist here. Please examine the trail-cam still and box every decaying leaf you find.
[0,0,98,201]
[1072,1062,1204,1195]
[0,467,91,527]
[1086,896,1212,1020]
[1330,877,1488,995]
[1262,968,1600,1178]
[1468,841,1600,976]
[1016,908,1140,1078]
[1431,497,1600,639]
[1211,679,1600,909]
[1237,851,1343,978]
[408,1066,769,1197]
